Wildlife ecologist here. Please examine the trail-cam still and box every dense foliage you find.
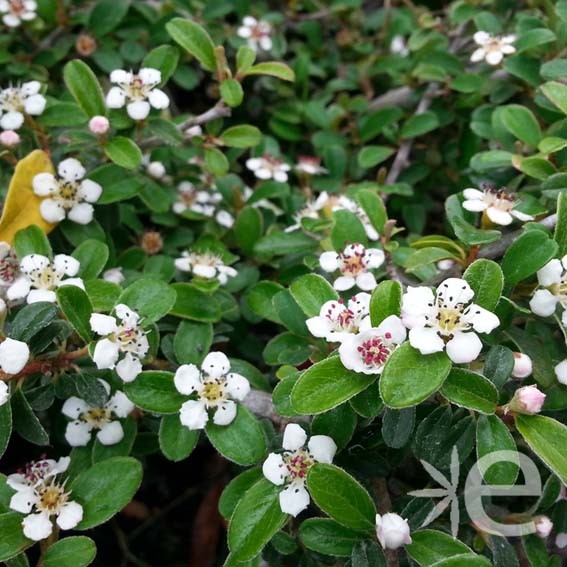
[3,0,567,566]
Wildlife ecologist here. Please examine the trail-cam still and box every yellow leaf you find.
[0,150,56,244]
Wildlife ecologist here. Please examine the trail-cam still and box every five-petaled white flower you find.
[401,278,500,364]
[173,352,250,430]
[339,315,407,375]
[462,186,533,226]
[0,0,36,28]
[470,31,516,66]
[172,182,234,228]
[306,293,371,343]
[246,155,291,183]
[62,379,134,446]
[106,68,169,120]
[175,251,237,285]
[0,81,45,130]
[33,158,102,225]
[8,456,83,541]
[90,304,149,382]
[7,254,83,304]
[237,16,272,52]
[529,256,567,324]
[262,424,337,517]
[320,243,385,291]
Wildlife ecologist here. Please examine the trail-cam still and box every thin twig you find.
[368,86,414,110]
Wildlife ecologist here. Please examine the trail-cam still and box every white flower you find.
[0,0,36,28]
[375,513,412,550]
[471,31,516,65]
[33,158,102,225]
[0,337,29,375]
[530,256,567,319]
[462,186,533,226]
[106,68,169,120]
[172,182,234,228]
[237,16,272,52]
[146,160,166,179]
[62,380,134,446]
[401,278,500,364]
[262,424,337,517]
[102,267,125,285]
[390,35,409,56]
[0,129,19,147]
[8,456,82,541]
[556,533,567,548]
[0,81,45,130]
[246,155,290,183]
[512,352,532,379]
[339,315,407,375]
[174,352,250,430]
[7,254,83,304]
[90,304,149,382]
[295,156,327,176]
[306,293,371,343]
[175,251,237,285]
[534,515,553,538]
[319,243,385,292]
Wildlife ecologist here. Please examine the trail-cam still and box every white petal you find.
[245,158,262,171]
[21,81,40,96]
[213,400,237,426]
[193,264,217,279]
[32,173,57,196]
[116,353,142,382]
[10,488,37,514]
[0,111,24,130]
[225,373,250,401]
[56,501,83,530]
[537,259,563,287]
[364,248,385,269]
[127,100,151,120]
[179,399,208,430]
[2,14,21,27]
[319,252,340,272]
[376,315,407,345]
[486,206,513,226]
[61,396,89,419]
[470,48,487,63]
[215,210,234,228]
[273,170,288,183]
[445,332,483,364]
[555,360,567,385]
[89,313,118,336]
[65,420,92,446]
[463,188,484,200]
[485,50,504,66]
[58,158,85,181]
[338,336,366,373]
[511,210,534,222]
[279,483,310,517]
[139,68,161,85]
[107,390,134,418]
[473,31,491,45]
[20,253,49,275]
[115,304,139,325]
[333,276,356,291]
[27,289,56,303]
[437,278,474,308]
[306,315,332,339]
[529,289,558,317]
[68,203,94,225]
[106,86,126,108]
[53,254,80,276]
[0,381,8,406]
[462,304,500,334]
[23,512,53,541]
[77,179,102,202]
[0,338,29,374]
[148,89,169,110]
[24,94,46,116]
[174,257,192,272]
[40,199,66,223]
[308,435,337,464]
[401,286,436,328]
[262,453,286,485]
[408,327,445,355]
[97,421,124,445]
[463,200,488,212]
[355,272,377,291]
[174,364,202,395]
[110,69,130,83]
[57,277,84,291]
[201,351,230,378]
[93,338,120,369]
[282,423,307,451]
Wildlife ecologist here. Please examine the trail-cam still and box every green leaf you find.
[555,192,567,257]
[205,405,266,466]
[406,530,474,566]
[9,302,58,342]
[440,369,498,415]
[104,137,142,170]
[538,136,567,154]
[84,280,121,312]
[300,518,365,557]
[0,512,33,561]
[382,407,415,448]
[445,195,501,246]
[236,46,256,74]
[170,283,222,322]
[174,320,213,365]
[244,62,295,82]
[166,18,216,71]
[124,371,185,414]
[291,357,377,414]
[14,224,51,258]
[463,259,504,311]
[356,189,387,234]
[469,150,513,172]
[63,60,106,117]
[380,344,451,408]
[235,207,263,254]
[483,346,515,388]
[476,415,519,485]
[88,0,129,36]
[405,248,456,272]
[142,45,180,85]
[12,389,49,445]
[204,147,229,176]
[254,231,318,256]
[500,105,542,146]
[219,468,263,519]
[220,125,261,148]
[0,402,12,460]
[501,230,558,286]
[72,457,143,530]
[516,28,556,53]
[370,280,402,326]
[159,414,199,462]
[228,478,288,561]
[43,536,96,567]
[541,81,567,115]
[307,464,376,530]
[290,274,338,317]
[400,111,439,138]
[56,286,93,342]
[220,79,244,108]
[513,156,556,180]
[357,146,395,168]
[351,540,386,566]
[331,209,368,249]
[118,278,177,324]
[72,240,109,280]
[425,555,491,566]
[515,414,567,484]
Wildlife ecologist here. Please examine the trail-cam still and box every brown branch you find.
[369,86,414,111]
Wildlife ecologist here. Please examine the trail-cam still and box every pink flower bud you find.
[375,513,412,550]
[509,385,546,415]
[88,115,110,135]
[534,515,553,538]
[0,130,20,147]
[512,352,532,379]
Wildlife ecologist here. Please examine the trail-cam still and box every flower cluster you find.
[175,251,237,285]
[237,16,272,52]
[172,181,234,228]
[246,155,291,183]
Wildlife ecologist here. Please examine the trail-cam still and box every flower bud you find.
[508,385,546,415]
[76,33,97,57]
[88,116,110,135]
[0,130,20,147]
[512,352,532,379]
[534,515,553,538]
[140,231,163,255]
[146,161,166,179]
[437,259,455,271]
[375,513,412,550]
